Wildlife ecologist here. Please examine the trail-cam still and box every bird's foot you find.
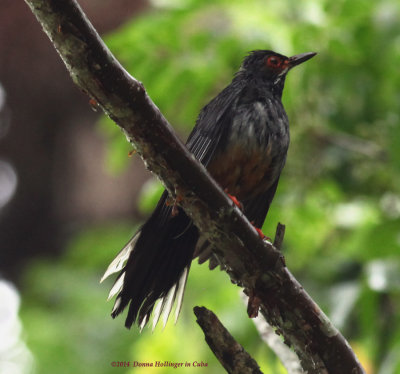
[166,194,183,217]
[255,227,266,239]
[225,190,243,210]
[128,149,137,157]
[250,221,271,241]
[88,98,99,111]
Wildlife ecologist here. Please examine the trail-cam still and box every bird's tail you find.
[101,192,199,330]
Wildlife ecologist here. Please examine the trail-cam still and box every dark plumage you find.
[101,50,316,330]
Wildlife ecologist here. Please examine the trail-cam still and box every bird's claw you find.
[225,190,243,210]
[249,222,270,241]
[166,194,183,217]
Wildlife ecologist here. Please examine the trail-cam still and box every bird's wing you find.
[102,84,243,329]
[186,82,242,166]
[101,84,239,280]
[242,178,280,228]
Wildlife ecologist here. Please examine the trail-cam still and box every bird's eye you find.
[266,56,281,67]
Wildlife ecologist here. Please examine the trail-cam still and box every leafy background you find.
[10,0,400,373]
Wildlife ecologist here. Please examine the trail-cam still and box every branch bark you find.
[241,292,304,374]
[24,1,366,373]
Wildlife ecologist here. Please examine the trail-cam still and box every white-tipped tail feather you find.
[162,284,177,329]
[108,273,125,301]
[174,267,189,324]
[152,299,164,331]
[100,233,139,284]
[139,314,149,332]
[149,267,189,331]
[102,230,190,330]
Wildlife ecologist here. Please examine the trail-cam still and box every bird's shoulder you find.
[189,77,275,134]
[185,80,244,159]
[196,80,244,129]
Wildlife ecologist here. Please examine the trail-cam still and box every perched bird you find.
[101,50,316,330]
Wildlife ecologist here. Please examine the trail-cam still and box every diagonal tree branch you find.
[24,1,365,373]
[194,306,263,374]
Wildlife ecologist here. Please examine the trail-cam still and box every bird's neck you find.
[233,71,285,99]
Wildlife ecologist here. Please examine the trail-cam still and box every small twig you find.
[273,223,285,250]
[194,306,263,374]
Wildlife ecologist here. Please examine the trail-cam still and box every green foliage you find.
[20,225,135,374]
[20,225,286,374]
[137,178,164,214]
[21,0,400,373]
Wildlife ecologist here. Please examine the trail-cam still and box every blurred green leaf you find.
[137,178,164,214]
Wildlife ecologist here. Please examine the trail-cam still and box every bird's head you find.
[239,50,316,94]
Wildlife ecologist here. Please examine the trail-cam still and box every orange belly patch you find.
[207,143,273,201]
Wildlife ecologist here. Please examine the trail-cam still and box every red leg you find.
[223,191,270,241]
[166,194,183,217]
[250,221,271,241]
[254,227,266,239]
[225,190,243,210]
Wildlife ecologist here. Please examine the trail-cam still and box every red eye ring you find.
[267,56,281,67]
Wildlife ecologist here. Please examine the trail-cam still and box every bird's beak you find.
[288,52,317,67]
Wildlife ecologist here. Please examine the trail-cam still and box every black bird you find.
[101,50,316,330]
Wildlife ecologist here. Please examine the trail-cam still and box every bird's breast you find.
[207,144,272,200]
[207,99,289,200]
